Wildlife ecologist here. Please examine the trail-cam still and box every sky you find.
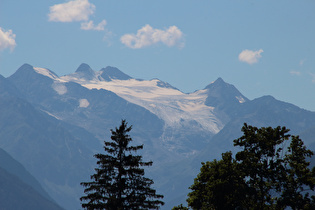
[0,0,315,111]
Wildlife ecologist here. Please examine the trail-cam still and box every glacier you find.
[36,65,226,136]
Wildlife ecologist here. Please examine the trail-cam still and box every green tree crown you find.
[80,120,164,210]
[184,123,315,210]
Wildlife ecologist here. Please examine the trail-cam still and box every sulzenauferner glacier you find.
[47,66,226,135]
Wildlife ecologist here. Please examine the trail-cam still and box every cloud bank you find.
[238,49,263,64]
[48,0,95,22]
[81,20,107,31]
[120,24,184,49]
[0,27,16,51]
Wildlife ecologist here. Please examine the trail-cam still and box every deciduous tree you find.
[277,135,315,209]
[182,124,315,210]
[233,124,290,209]
[187,152,246,210]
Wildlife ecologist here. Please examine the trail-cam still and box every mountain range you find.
[1,63,315,209]
[0,147,63,210]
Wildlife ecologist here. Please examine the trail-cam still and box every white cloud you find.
[81,20,107,31]
[310,73,315,83]
[238,49,264,64]
[0,27,16,51]
[120,24,184,49]
[48,0,95,22]
[290,70,301,76]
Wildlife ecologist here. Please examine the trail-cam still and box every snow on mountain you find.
[61,76,224,134]
[33,67,59,80]
[17,64,242,136]
[236,96,246,103]
[100,66,133,81]
[27,63,226,135]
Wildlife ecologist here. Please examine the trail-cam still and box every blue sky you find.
[1,0,315,111]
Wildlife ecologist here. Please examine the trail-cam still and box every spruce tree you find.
[80,120,164,210]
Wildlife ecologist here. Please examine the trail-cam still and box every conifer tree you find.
[80,120,164,210]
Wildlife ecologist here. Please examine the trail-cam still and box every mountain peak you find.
[9,63,50,81]
[204,77,249,114]
[19,63,34,70]
[74,63,95,80]
[9,63,59,80]
[205,77,228,89]
[100,66,132,81]
[14,63,34,74]
[214,77,224,83]
[75,63,93,73]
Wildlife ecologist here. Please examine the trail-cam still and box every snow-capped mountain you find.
[13,64,245,139]
[12,63,236,156]
[58,63,225,135]
[3,63,315,209]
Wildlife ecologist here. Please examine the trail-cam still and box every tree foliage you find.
[187,152,246,210]
[80,120,164,210]
[185,124,315,210]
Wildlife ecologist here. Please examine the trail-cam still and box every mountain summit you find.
[10,64,58,81]
[100,66,132,81]
[74,63,95,80]
[75,63,93,74]
[204,77,248,115]
[9,64,36,81]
